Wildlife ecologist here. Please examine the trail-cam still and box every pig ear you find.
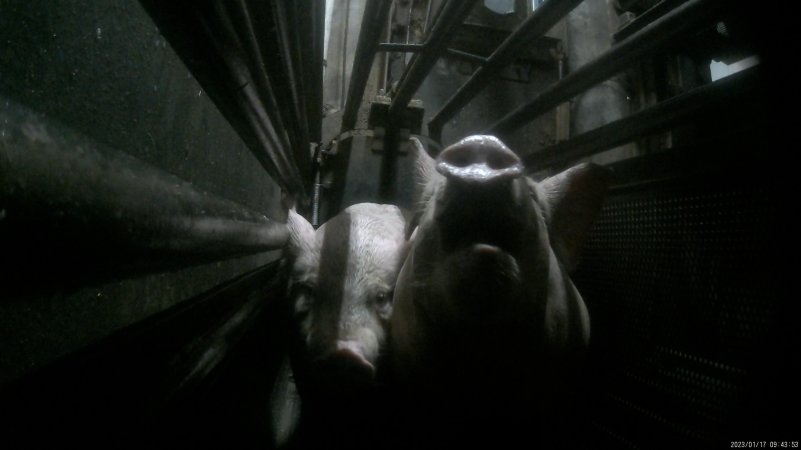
[407,137,442,239]
[285,208,315,259]
[540,163,611,270]
[410,136,438,189]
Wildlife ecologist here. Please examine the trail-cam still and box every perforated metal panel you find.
[573,175,795,450]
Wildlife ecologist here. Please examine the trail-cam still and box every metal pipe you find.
[200,8,307,201]
[487,0,726,138]
[270,0,313,175]
[221,1,311,194]
[388,0,480,118]
[523,66,760,171]
[428,0,585,140]
[139,0,307,200]
[341,0,395,132]
[0,98,288,287]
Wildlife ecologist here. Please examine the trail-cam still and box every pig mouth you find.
[436,198,525,258]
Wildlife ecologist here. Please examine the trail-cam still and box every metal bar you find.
[424,0,435,33]
[139,0,307,200]
[377,43,426,52]
[221,1,311,194]
[200,5,307,200]
[428,0,585,139]
[0,98,288,287]
[445,48,488,65]
[382,1,397,92]
[613,0,687,42]
[341,0,394,132]
[271,0,313,176]
[307,0,326,142]
[388,0,481,118]
[487,0,726,138]
[523,66,760,171]
[375,44,488,64]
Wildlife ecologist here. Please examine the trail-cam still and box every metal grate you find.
[573,178,789,449]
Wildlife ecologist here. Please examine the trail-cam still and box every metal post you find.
[0,98,289,287]
[307,0,326,142]
[428,0,584,140]
[388,0,481,118]
[523,66,760,171]
[487,0,726,138]
[341,0,395,132]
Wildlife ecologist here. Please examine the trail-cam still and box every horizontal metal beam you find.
[487,0,726,138]
[388,0,481,118]
[613,0,687,42]
[0,98,288,289]
[523,66,761,171]
[428,0,585,139]
[377,42,425,52]
[445,48,488,65]
[341,0,394,132]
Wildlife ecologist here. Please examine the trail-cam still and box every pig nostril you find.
[443,146,473,168]
[487,151,518,170]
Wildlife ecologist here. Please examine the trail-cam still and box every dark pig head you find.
[285,203,407,398]
[390,135,609,407]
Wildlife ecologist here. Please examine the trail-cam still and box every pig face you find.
[285,203,407,397]
[391,135,608,404]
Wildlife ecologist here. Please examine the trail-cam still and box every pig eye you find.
[375,291,393,308]
[290,283,316,317]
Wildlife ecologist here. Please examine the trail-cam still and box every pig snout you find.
[433,136,529,257]
[436,135,523,184]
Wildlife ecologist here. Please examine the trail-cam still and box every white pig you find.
[284,203,407,396]
[277,203,407,449]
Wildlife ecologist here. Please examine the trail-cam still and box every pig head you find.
[389,135,608,439]
[284,203,407,400]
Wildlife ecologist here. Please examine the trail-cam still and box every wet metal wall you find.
[0,0,284,384]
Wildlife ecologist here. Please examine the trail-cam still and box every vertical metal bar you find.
[307,0,326,142]
[382,1,397,92]
[341,0,394,132]
[423,0,434,33]
[340,0,352,111]
[427,0,585,140]
[486,0,726,138]
[404,0,416,65]
[387,0,480,118]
